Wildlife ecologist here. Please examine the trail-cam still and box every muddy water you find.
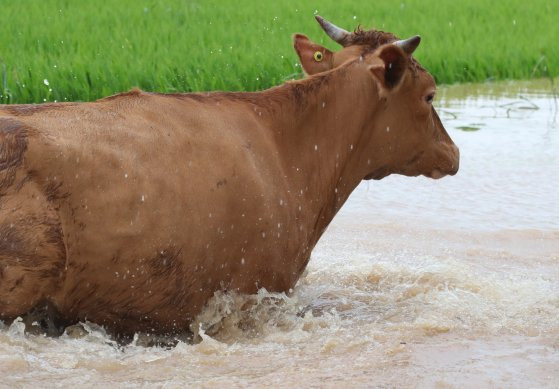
[2,80,558,388]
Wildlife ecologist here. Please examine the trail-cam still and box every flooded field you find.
[1,79,558,388]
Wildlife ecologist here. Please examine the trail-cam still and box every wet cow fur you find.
[0,34,458,338]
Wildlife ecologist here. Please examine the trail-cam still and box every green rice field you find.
[1,0,557,104]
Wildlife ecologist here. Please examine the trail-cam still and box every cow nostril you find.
[449,146,460,176]
[451,145,460,174]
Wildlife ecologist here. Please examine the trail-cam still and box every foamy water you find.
[2,80,558,388]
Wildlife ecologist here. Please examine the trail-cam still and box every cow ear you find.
[293,34,334,75]
[368,45,409,91]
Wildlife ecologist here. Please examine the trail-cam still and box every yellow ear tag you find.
[313,51,324,62]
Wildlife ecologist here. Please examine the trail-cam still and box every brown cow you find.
[0,25,458,338]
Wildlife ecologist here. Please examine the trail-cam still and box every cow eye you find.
[425,93,435,104]
[313,51,323,62]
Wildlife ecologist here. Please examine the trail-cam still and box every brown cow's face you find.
[362,44,459,180]
[294,16,459,180]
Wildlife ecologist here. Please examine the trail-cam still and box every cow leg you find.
[20,300,67,336]
[0,181,67,331]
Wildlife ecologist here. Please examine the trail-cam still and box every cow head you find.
[294,16,459,180]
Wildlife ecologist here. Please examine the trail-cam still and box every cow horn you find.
[315,15,350,46]
[394,35,421,55]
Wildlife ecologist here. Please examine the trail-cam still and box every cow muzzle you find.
[426,144,460,179]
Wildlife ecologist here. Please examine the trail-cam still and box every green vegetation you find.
[1,0,557,103]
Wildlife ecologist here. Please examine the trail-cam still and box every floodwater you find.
[1,79,558,388]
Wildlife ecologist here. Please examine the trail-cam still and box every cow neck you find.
[260,62,379,245]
